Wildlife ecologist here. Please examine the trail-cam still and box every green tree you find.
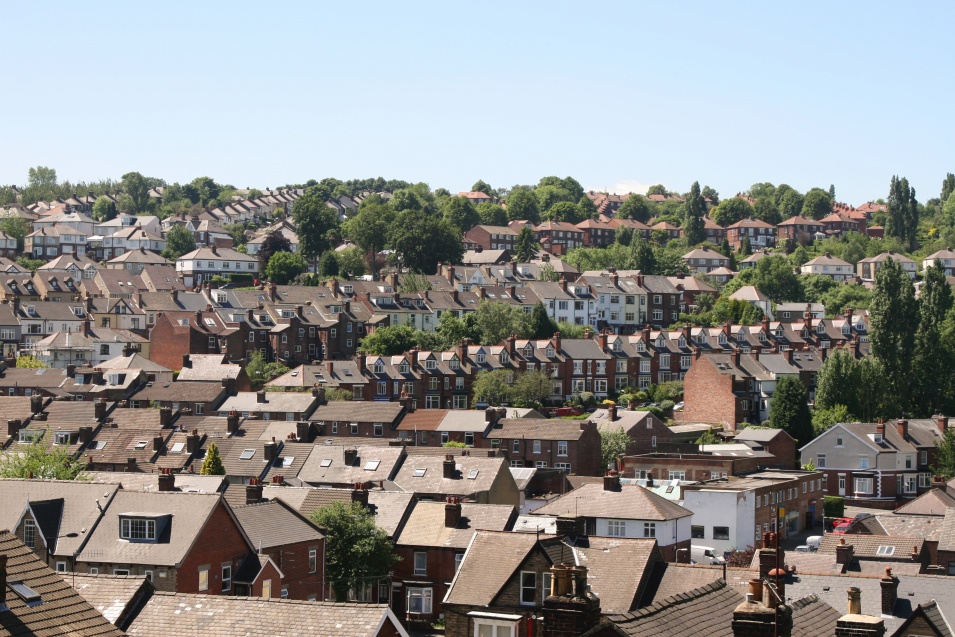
[15,355,46,368]
[310,501,399,602]
[753,255,802,303]
[398,272,432,294]
[190,176,222,207]
[701,186,720,206]
[257,229,293,270]
[869,256,917,412]
[505,189,540,223]
[435,311,480,350]
[769,376,813,445]
[475,301,529,345]
[629,237,656,273]
[317,251,340,277]
[293,186,340,259]
[710,197,753,227]
[932,428,955,481]
[912,261,953,416]
[344,201,393,280]
[514,225,540,262]
[577,195,598,220]
[774,184,803,218]
[92,196,118,222]
[472,370,513,406]
[528,301,556,339]
[538,263,559,282]
[245,350,290,390]
[814,349,858,413]
[512,370,553,407]
[885,175,919,251]
[121,171,154,214]
[200,442,225,475]
[646,184,668,196]
[752,196,781,225]
[224,223,248,247]
[162,225,196,260]
[600,426,630,471]
[471,179,493,196]
[812,404,852,436]
[617,195,652,223]
[0,216,30,251]
[801,188,833,220]
[543,201,583,224]
[682,182,706,245]
[0,440,87,480]
[441,196,480,234]
[358,325,419,356]
[23,166,58,203]
[476,202,507,226]
[336,246,367,277]
[388,210,463,274]
[942,173,955,203]
[265,251,308,285]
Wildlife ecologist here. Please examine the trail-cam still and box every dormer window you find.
[816,323,825,334]
[449,356,460,370]
[636,341,646,353]
[373,361,385,374]
[120,516,158,541]
[500,351,510,364]
[775,327,784,337]
[546,346,555,358]
[475,353,486,364]
[655,336,665,347]
[425,359,436,370]
[18,429,42,443]
[718,333,727,345]
[399,362,410,373]
[677,337,686,348]
[54,431,72,446]
[524,345,533,358]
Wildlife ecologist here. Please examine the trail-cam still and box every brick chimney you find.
[227,410,240,434]
[445,496,462,528]
[351,482,368,507]
[246,478,263,504]
[443,455,456,479]
[296,421,312,442]
[126,457,137,472]
[152,435,164,451]
[876,420,885,439]
[159,407,172,427]
[78,426,93,445]
[555,514,585,538]
[897,419,908,440]
[344,448,358,466]
[880,567,898,617]
[541,565,602,637]
[186,429,200,453]
[732,588,792,637]
[6,419,22,437]
[181,354,191,368]
[602,471,621,492]
[264,439,278,463]
[158,469,175,492]
[256,390,267,404]
[94,398,107,421]
[312,385,326,403]
[597,331,607,351]
[485,407,500,426]
[608,404,617,422]
[836,538,854,565]
[936,414,949,434]
[834,588,886,637]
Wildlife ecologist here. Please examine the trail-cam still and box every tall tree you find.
[475,301,528,345]
[814,349,858,414]
[388,209,463,274]
[528,301,557,339]
[512,369,553,406]
[932,428,955,481]
[358,325,419,356]
[92,196,118,222]
[162,225,196,260]
[769,376,813,445]
[472,369,512,406]
[265,252,308,285]
[710,197,753,227]
[310,501,399,602]
[505,189,540,223]
[629,237,656,273]
[441,195,480,234]
[471,179,493,196]
[682,181,706,245]
[942,173,955,203]
[912,261,954,415]
[293,186,340,259]
[257,229,292,270]
[121,171,153,214]
[200,442,225,475]
[801,188,833,220]
[617,195,652,223]
[885,175,918,251]
[476,202,507,226]
[344,200,393,280]
[869,256,917,413]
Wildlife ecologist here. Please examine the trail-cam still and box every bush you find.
[824,496,845,518]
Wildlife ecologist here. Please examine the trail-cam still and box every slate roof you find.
[296,445,405,486]
[176,355,243,382]
[939,508,955,552]
[391,454,509,497]
[396,501,514,550]
[77,491,244,567]
[0,530,124,637]
[597,579,741,637]
[443,530,545,606]
[125,593,410,637]
[218,392,318,415]
[818,533,923,559]
[86,471,225,494]
[493,418,593,441]
[231,500,324,550]
[854,513,945,541]
[532,483,692,521]
[570,536,656,615]
[894,488,955,516]
[128,381,226,404]
[310,401,405,424]
[66,573,152,627]
[264,486,414,538]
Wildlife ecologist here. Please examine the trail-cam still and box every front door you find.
[838,474,846,496]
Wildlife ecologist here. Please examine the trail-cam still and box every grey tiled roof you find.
[125,593,409,637]
[532,482,692,521]
[444,530,545,606]
[396,501,514,549]
[67,573,152,626]
[232,499,324,549]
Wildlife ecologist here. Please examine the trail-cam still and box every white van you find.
[805,536,822,551]
[691,545,725,565]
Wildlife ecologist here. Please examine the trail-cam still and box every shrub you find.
[823,496,845,518]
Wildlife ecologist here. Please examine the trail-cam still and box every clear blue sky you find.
[3,1,953,205]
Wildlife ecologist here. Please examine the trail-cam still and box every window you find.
[651,435,656,448]
[875,545,895,556]
[607,520,626,537]
[557,441,568,456]
[713,526,730,540]
[120,517,156,541]
[198,567,209,592]
[921,450,929,466]
[816,454,826,468]
[513,439,520,453]
[221,564,232,592]
[920,472,932,488]
[835,436,844,447]
[533,440,541,454]
[904,475,917,494]
[669,470,685,480]
[374,423,383,437]
[643,522,656,538]
[23,519,35,548]
[262,579,271,598]
[854,477,873,494]
[859,456,869,469]
[691,525,705,539]
[407,587,432,614]
[455,553,465,573]
[476,621,516,637]
[309,548,317,574]
[520,571,537,605]
[351,423,358,435]
[414,551,427,576]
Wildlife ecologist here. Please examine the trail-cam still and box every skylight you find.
[413,468,427,477]
[239,449,256,460]
[171,442,185,454]
[320,458,332,467]
[876,545,895,556]
[9,581,41,605]
[364,460,381,471]
[280,456,294,468]
[134,441,148,450]
[467,469,480,480]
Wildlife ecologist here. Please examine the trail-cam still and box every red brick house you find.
[392,499,515,622]
[74,491,256,594]
[232,499,326,600]
[462,225,517,252]
[485,417,602,476]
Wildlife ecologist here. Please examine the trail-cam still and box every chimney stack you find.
[731,591,792,637]
[6,419,22,437]
[158,469,175,492]
[897,419,908,440]
[296,421,311,442]
[602,471,621,492]
[256,390,267,404]
[444,496,462,528]
[541,565,602,637]
[186,429,200,453]
[182,354,191,368]
[351,482,369,507]
[78,426,93,445]
[227,410,240,434]
[876,420,885,438]
[936,414,949,434]
[608,403,617,422]
[555,514,585,538]
[159,407,172,427]
[263,439,278,463]
[126,457,137,472]
[836,538,854,565]
[880,568,898,617]
[153,435,164,451]
[344,448,358,466]
[246,478,263,504]
[443,455,456,479]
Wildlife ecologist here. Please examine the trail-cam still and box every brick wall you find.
[680,355,744,427]
[622,454,759,481]
[259,538,325,600]
[177,501,253,594]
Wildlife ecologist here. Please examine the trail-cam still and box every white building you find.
[799,252,853,281]
[176,246,259,287]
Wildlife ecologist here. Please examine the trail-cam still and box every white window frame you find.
[519,571,537,606]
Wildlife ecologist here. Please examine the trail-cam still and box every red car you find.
[831,517,854,534]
